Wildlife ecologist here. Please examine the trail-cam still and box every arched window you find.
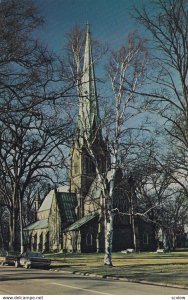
[84,155,95,174]
[33,233,37,251]
[86,232,93,246]
[73,154,79,174]
[83,155,88,173]
[143,233,149,245]
[74,163,79,174]
[28,234,32,250]
[39,232,43,252]
[45,232,50,252]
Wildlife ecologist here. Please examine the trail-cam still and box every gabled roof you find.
[38,190,54,212]
[56,192,77,224]
[85,170,114,201]
[24,188,77,232]
[57,186,70,192]
[24,219,48,231]
[38,186,72,213]
[63,212,99,232]
[85,174,102,201]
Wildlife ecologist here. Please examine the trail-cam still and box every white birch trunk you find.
[130,194,137,251]
[103,155,116,266]
[104,209,113,265]
[132,214,137,251]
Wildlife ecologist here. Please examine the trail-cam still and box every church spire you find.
[78,23,100,141]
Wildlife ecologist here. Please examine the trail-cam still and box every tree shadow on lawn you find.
[51,263,87,268]
[0,273,109,282]
[116,255,188,260]
[103,264,188,286]
[113,262,188,269]
[120,271,188,285]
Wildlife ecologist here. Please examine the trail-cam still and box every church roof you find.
[63,212,99,232]
[57,186,70,192]
[85,170,113,201]
[38,190,54,212]
[24,219,48,231]
[24,188,77,232]
[38,186,72,212]
[85,175,102,200]
[56,192,77,223]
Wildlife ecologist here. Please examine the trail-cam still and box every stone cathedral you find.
[24,26,156,253]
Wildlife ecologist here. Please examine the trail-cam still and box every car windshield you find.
[7,252,19,256]
[28,252,43,258]
[0,251,19,256]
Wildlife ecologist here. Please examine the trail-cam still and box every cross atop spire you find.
[78,24,101,142]
[86,21,90,33]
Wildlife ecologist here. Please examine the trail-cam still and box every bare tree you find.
[0,193,9,250]
[99,32,148,264]
[131,159,188,251]
[0,107,73,252]
[134,0,188,192]
[0,0,81,252]
[0,0,78,115]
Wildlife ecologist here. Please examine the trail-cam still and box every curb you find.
[49,268,188,290]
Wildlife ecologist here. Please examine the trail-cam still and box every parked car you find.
[0,250,20,266]
[18,251,51,269]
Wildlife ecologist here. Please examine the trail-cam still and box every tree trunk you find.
[0,219,4,249]
[104,210,113,266]
[9,209,17,251]
[103,161,116,266]
[129,194,137,251]
[162,231,167,249]
[156,229,160,250]
[172,232,176,251]
[19,193,24,254]
[9,184,20,251]
[0,208,4,249]
[132,215,137,251]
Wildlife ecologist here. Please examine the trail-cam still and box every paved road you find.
[0,266,187,295]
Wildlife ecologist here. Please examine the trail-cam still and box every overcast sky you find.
[35,0,149,53]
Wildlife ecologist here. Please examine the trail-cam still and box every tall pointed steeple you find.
[70,24,109,205]
[78,23,100,141]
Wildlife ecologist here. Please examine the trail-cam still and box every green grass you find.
[45,251,188,287]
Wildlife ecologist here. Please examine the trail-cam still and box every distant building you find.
[23,26,156,253]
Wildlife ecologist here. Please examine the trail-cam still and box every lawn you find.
[45,251,188,288]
